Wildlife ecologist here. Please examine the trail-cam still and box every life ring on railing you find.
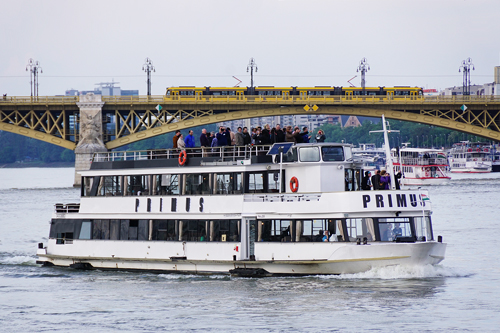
[178,150,188,166]
[473,158,477,161]
[477,148,480,152]
[484,148,489,153]
[290,177,299,192]
[468,148,472,152]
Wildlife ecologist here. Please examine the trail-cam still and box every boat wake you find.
[0,252,37,266]
[319,264,471,280]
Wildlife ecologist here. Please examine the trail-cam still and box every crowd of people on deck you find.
[361,169,403,190]
[171,125,327,149]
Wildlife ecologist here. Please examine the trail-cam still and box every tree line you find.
[0,119,494,165]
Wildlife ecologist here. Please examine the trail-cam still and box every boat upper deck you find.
[90,143,355,171]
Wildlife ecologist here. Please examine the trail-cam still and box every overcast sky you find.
[1,0,499,96]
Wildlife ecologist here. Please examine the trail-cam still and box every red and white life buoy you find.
[484,148,489,153]
[477,148,480,152]
[468,148,472,152]
[290,176,299,192]
[178,150,188,166]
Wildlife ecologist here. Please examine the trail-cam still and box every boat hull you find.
[37,239,446,276]
[401,177,451,186]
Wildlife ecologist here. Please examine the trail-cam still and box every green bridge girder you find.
[1,95,500,150]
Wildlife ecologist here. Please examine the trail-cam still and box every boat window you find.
[209,220,240,242]
[82,177,94,197]
[185,173,211,195]
[282,147,298,162]
[97,176,122,196]
[377,218,413,241]
[414,216,434,241]
[93,220,110,240]
[248,173,265,193]
[79,221,92,239]
[125,175,150,196]
[321,146,344,161]
[152,220,177,241]
[346,218,376,242]
[215,173,243,194]
[152,174,180,195]
[110,220,120,240]
[299,147,320,162]
[267,171,284,193]
[186,220,209,242]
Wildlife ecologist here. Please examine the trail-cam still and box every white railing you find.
[92,145,273,163]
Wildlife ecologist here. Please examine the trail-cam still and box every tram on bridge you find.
[166,86,423,99]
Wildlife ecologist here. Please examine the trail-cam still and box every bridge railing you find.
[92,145,273,163]
[0,96,79,104]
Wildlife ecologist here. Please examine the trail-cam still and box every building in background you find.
[65,81,138,97]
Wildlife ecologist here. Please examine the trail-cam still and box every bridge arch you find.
[0,122,76,150]
[105,106,500,149]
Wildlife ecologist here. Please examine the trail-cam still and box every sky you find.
[1,0,500,96]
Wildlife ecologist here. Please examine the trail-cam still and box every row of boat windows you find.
[452,153,490,158]
[51,217,433,244]
[82,171,285,197]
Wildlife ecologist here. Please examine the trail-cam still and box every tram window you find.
[377,218,412,241]
[79,221,92,240]
[321,146,344,161]
[299,147,320,162]
[346,218,376,242]
[414,216,433,241]
[248,173,265,193]
[185,173,211,195]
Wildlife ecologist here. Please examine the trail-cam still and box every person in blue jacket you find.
[185,130,195,148]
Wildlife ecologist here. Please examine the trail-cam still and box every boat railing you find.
[55,203,80,213]
[398,157,448,166]
[92,145,274,163]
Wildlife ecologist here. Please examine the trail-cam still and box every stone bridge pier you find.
[74,93,108,186]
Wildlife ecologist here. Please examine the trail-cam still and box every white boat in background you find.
[491,147,500,172]
[352,143,386,171]
[392,147,451,186]
[449,142,492,173]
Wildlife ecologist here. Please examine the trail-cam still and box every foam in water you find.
[318,264,471,280]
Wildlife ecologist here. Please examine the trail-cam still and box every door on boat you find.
[240,217,256,260]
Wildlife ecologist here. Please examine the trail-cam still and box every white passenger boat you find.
[449,142,492,173]
[392,147,451,186]
[37,141,446,276]
[491,147,500,173]
[352,143,386,171]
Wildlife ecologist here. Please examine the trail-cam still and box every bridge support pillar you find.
[73,93,108,187]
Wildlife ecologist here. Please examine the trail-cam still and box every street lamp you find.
[459,58,475,96]
[142,58,155,96]
[356,58,370,92]
[247,58,258,91]
[26,58,43,97]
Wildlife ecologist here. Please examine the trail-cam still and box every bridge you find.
[1,93,500,184]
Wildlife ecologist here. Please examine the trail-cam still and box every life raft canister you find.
[178,150,188,166]
[290,176,299,192]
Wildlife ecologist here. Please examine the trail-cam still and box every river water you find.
[0,168,499,332]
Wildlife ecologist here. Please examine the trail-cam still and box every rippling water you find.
[0,168,499,332]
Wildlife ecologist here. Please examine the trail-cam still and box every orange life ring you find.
[178,150,187,166]
[290,177,299,192]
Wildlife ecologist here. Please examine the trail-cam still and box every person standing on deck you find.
[185,130,195,148]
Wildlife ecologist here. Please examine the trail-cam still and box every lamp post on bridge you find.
[459,58,474,96]
[247,58,258,91]
[142,58,155,96]
[26,58,42,97]
[356,58,370,93]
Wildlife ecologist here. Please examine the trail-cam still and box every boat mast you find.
[370,114,397,190]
